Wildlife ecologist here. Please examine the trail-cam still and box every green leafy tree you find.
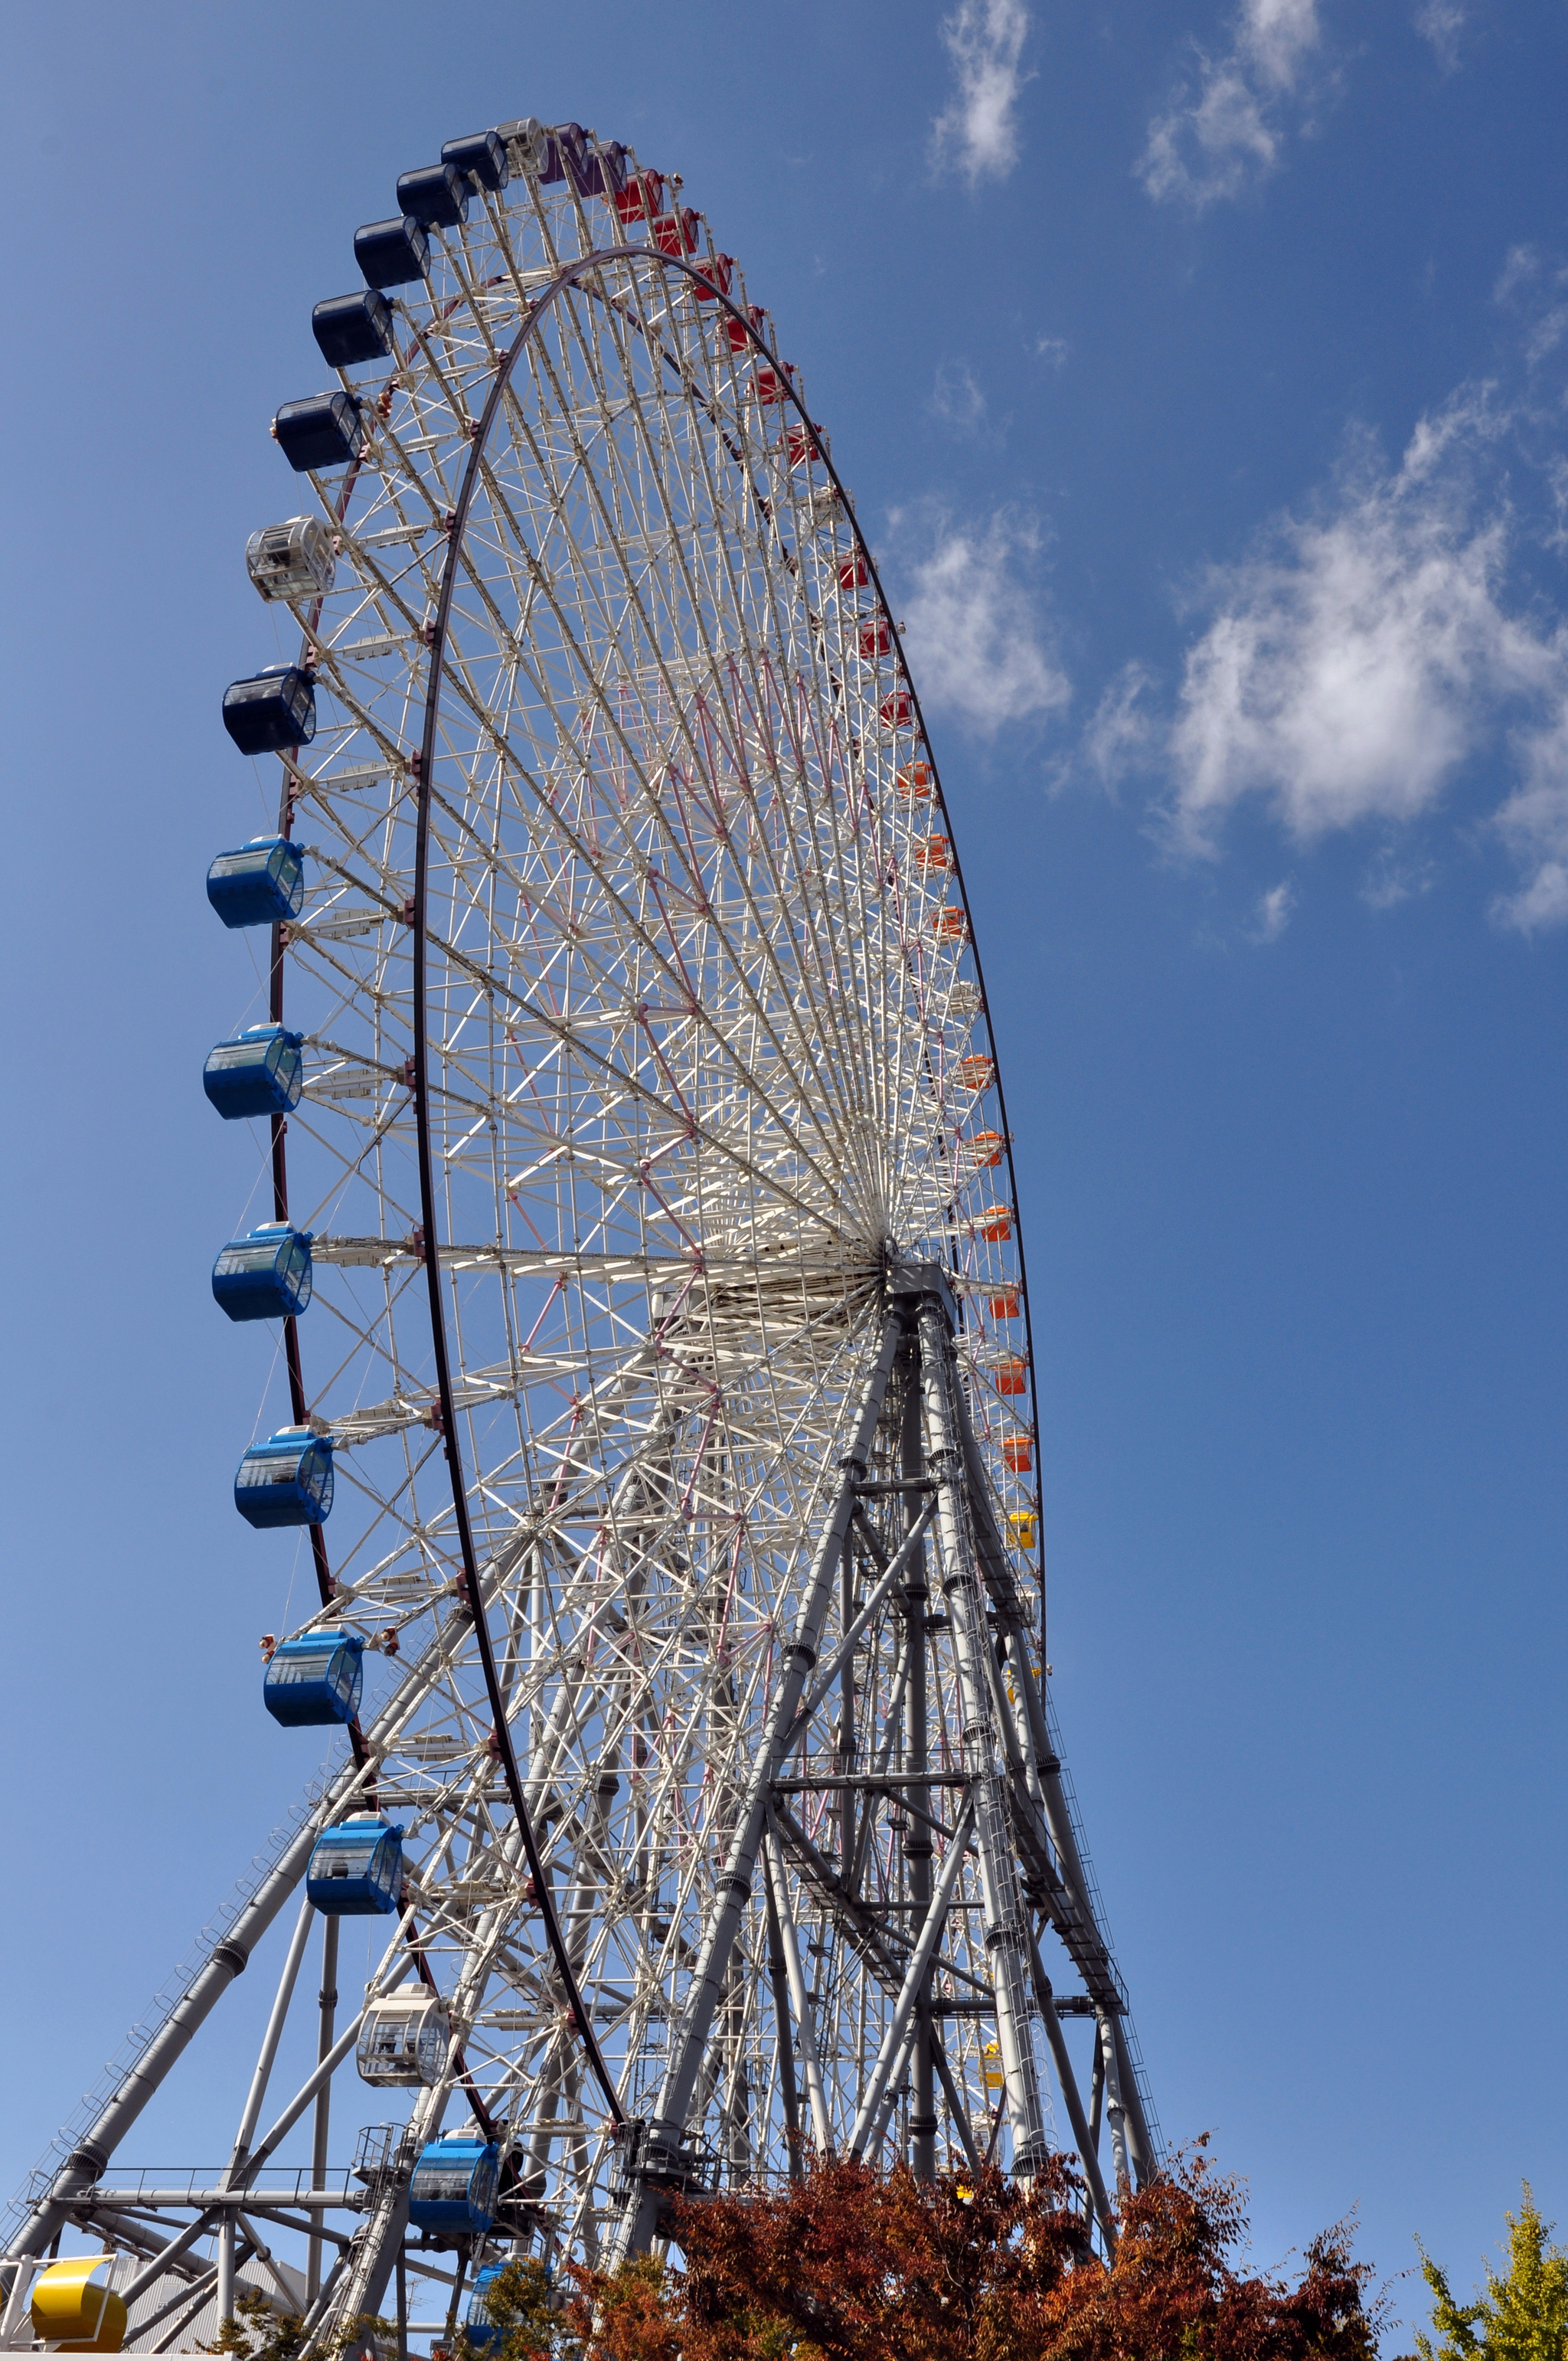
[202,2291,395,2361]
[1415,2190,1568,2361]
[454,2258,577,2361]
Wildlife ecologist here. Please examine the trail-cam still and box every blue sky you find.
[2,0,1564,2343]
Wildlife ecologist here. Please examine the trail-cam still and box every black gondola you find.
[312,290,395,370]
[396,163,468,229]
[221,665,315,755]
[441,130,508,191]
[354,215,430,289]
[273,392,366,474]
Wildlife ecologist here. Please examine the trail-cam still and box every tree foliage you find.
[203,2291,395,2361]
[462,2143,1380,2361]
[1414,2189,1568,2361]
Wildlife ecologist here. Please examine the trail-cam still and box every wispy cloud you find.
[1494,705,1568,931]
[1413,0,1465,70]
[1083,662,1159,793]
[930,358,989,437]
[896,508,1070,734]
[933,0,1034,185]
[1247,881,1296,941]
[1138,0,1321,210]
[1493,243,1568,370]
[1360,845,1436,909]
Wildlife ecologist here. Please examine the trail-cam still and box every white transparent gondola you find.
[355,1993,451,2087]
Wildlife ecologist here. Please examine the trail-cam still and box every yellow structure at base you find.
[30,2257,128,2353]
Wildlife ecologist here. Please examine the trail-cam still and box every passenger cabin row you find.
[22,2111,500,2346]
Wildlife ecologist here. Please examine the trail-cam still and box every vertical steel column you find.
[1097,2012,1132,2199]
[306,1917,339,2305]
[614,1307,906,2256]
[216,2216,237,2327]
[900,1356,937,2182]
[838,1530,858,1884]
[761,1849,804,2179]
[1025,1941,1116,2252]
[916,1297,1050,2178]
[764,1826,832,2158]
[1110,2016,1157,2192]
[228,1896,315,2180]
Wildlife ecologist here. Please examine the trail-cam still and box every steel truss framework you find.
[2,117,1158,2355]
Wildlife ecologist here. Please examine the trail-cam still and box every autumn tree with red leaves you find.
[462,2139,1381,2361]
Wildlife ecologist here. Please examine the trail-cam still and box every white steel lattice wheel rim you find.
[4,132,1168,2350]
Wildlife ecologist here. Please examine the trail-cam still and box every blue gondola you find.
[273,392,366,474]
[441,131,508,192]
[234,1428,334,1528]
[396,163,468,229]
[212,1223,313,1322]
[263,1630,363,1726]
[207,837,305,929]
[222,665,315,755]
[312,290,394,369]
[203,1024,304,1120]
[305,1817,403,1915]
[463,2263,511,2350]
[407,2136,500,2234]
[354,215,430,289]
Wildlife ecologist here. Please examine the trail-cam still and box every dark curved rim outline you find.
[277,227,1049,2131]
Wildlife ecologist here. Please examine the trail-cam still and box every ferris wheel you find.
[2,116,1159,2356]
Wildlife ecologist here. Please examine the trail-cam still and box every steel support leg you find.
[902,1359,936,2181]
[765,1826,833,2157]
[1098,2012,1132,2199]
[916,1300,1050,2177]
[1026,1939,1116,2252]
[307,1917,338,2306]
[613,1306,906,2256]
[761,1848,805,2179]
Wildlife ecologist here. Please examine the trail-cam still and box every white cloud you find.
[1138,0,1321,210]
[1083,662,1159,791]
[897,510,1070,734]
[1034,333,1070,371]
[1413,0,1465,70]
[1494,705,1568,931]
[1164,402,1561,856]
[933,0,1033,185]
[1247,881,1296,941]
[1145,391,1568,927]
[931,358,988,436]
[1360,845,1436,909]
[1494,246,1539,304]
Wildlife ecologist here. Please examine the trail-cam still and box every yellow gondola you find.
[30,2257,127,2353]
